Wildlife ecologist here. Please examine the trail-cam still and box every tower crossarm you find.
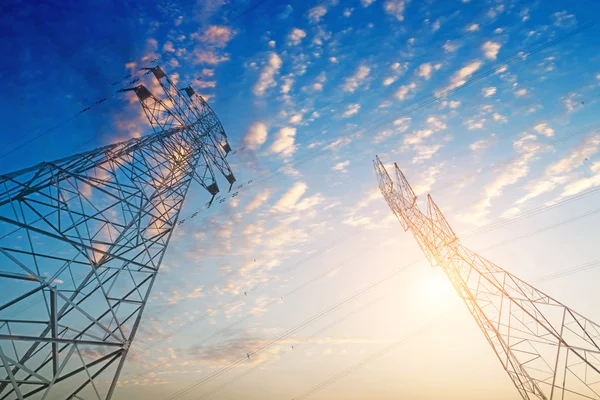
[374,157,600,400]
[146,67,235,188]
[0,68,235,399]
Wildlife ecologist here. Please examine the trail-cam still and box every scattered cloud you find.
[465,23,479,32]
[343,65,371,92]
[482,87,496,97]
[395,82,417,100]
[198,25,236,47]
[384,0,408,21]
[245,190,271,213]
[308,4,328,23]
[515,88,528,97]
[254,52,282,96]
[288,28,307,46]
[533,122,554,137]
[342,103,361,118]
[332,160,350,172]
[481,41,501,60]
[243,122,268,149]
[273,182,307,212]
[269,127,297,158]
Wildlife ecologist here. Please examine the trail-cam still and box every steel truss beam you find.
[0,67,233,399]
[374,156,600,400]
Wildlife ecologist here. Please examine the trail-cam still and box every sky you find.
[2,0,600,399]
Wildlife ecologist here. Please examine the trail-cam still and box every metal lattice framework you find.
[0,67,234,399]
[374,156,600,400]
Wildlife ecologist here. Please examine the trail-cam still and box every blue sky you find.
[2,0,600,399]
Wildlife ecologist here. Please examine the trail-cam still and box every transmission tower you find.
[374,156,600,400]
[0,66,235,399]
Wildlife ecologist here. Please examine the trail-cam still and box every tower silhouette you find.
[0,67,234,399]
[374,156,600,399]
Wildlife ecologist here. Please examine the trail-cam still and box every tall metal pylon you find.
[0,67,234,399]
[374,156,600,400]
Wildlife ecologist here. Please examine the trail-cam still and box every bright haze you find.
[1,0,600,399]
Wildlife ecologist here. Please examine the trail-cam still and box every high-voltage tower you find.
[0,66,234,399]
[374,156,600,399]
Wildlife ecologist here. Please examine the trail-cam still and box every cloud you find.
[342,103,361,118]
[254,52,282,96]
[416,63,433,80]
[562,92,580,112]
[395,82,417,100]
[553,11,576,28]
[199,25,236,47]
[287,28,307,45]
[411,163,443,195]
[332,160,350,172]
[269,127,297,157]
[466,23,479,32]
[273,183,307,212]
[343,65,370,92]
[481,41,501,60]
[518,134,600,205]
[384,0,408,21]
[193,49,230,65]
[515,88,528,97]
[458,133,543,225]
[470,138,492,151]
[450,60,482,87]
[245,190,271,213]
[308,5,328,23]
[243,122,268,149]
[482,87,496,97]
[533,122,554,137]
[361,0,376,5]
[443,40,458,52]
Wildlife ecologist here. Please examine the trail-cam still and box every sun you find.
[422,271,455,305]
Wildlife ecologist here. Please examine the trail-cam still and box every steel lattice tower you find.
[374,156,600,400]
[0,66,234,399]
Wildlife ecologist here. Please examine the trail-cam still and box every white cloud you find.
[466,23,479,32]
[332,160,350,172]
[342,103,361,118]
[518,134,600,204]
[245,190,271,213]
[465,118,486,130]
[384,0,407,21]
[254,52,282,96]
[361,0,376,5]
[533,122,554,137]
[274,183,307,212]
[269,127,297,157]
[329,57,338,63]
[199,25,236,47]
[416,63,433,80]
[470,138,491,151]
[308,5,328,23]
[343,65,370,92]
[243,122,268,149]
[493,113,507,123]
[515,88,528,97]
[395,82,417,100]
[482,41,501,60]
[443,40,458,52]
[268,40,276,48]
[562,92,580,112]
[553,11,576,28]
[482,87,497,97]
[281,75,294,94]
[444,60,482,92]
[288,28,307,45]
